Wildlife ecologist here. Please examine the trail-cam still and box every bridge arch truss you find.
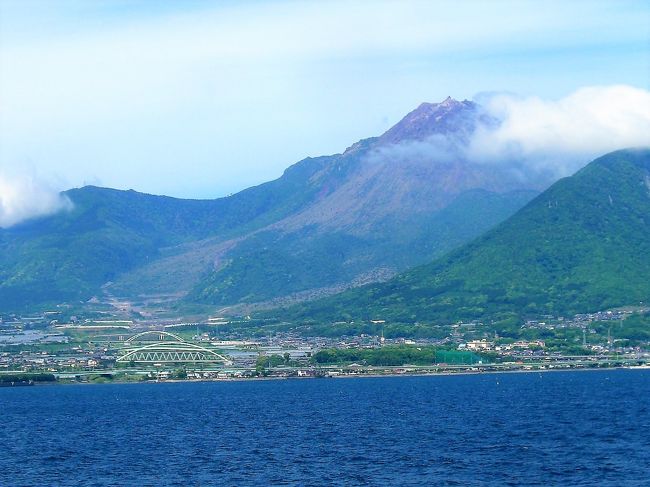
[117,340,232,365]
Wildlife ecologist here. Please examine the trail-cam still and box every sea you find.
[1,370,649,486]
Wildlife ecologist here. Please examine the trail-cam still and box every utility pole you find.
[607,326,612,348]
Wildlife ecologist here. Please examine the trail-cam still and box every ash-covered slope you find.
[182,98,543,308]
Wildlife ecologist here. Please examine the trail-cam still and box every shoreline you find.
[12,363,649,388]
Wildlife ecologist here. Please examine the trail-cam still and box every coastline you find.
[12,363,648,388]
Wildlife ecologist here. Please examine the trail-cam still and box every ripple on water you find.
[1,370,649,486]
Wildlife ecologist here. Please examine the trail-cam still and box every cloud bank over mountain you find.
[0,170,72,228]
[368,85,650,185]
[469,85,650,176]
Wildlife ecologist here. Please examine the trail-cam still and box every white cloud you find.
[0,170,72,228]
[468,85,650,177]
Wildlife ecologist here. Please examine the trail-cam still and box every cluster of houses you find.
[459,339,546,352]
[0,347,113,373]
[523,309,642,331]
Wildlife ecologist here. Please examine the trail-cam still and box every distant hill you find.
[280,149,650,325]
[0,97,546,312]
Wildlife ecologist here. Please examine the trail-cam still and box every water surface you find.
[1,370,649,486]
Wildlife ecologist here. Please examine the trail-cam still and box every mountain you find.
[0,162,336,310]
[280,148,650,325]
[181,98,547,308]
[0,97,545,312]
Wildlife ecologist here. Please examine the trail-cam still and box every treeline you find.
[298,322,451,339]
[311,346,482,366]
[591,312,650,344]
[0,373,56,383]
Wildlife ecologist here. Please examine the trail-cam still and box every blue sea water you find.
[1,370,649,486]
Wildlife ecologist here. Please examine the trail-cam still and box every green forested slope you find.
[282,149,650,324]
[0,157,328,310]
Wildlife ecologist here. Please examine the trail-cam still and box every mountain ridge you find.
[1,97,548,312]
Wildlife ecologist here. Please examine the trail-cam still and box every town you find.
[1,307,649,385]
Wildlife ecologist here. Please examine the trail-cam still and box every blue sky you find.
[0,0,649,199]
